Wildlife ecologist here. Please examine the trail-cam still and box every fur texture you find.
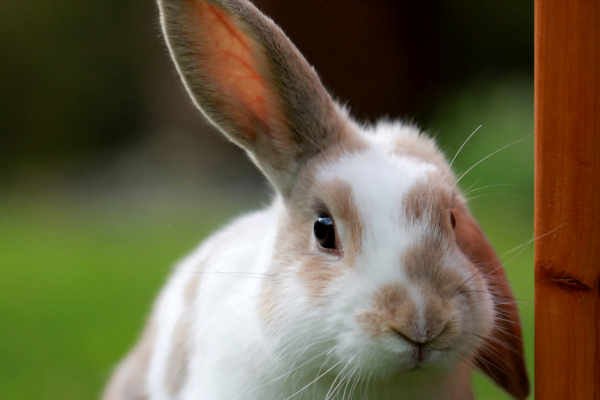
[103,1,529,399]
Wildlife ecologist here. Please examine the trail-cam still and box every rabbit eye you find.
[314,215,336,250]
[450,211,456,230]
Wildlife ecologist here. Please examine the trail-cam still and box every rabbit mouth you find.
[398,347,434,371]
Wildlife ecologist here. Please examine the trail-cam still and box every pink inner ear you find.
[191,1,281,140]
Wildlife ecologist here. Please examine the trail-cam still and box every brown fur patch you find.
[389,129,451,176]
[400,177,466,299]
[403,178,453,230]
[102,321,156,400]
[289,128,369,198]
[358,282,459,350]
[299,255,345,298]
[401,238,464,300]
[265,205,348,303]
[297,178,365,297]
[357,284,416,338]
[314,178,364,258]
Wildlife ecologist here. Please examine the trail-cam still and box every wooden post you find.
[534,0,600,399]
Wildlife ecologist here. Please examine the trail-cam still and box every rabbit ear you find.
[452,202,530,400]
[157,0,344,193]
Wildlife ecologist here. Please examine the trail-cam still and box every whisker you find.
[326,358,350,400]
[454,133,533,186]
[165,268,274,278]
[456,224,564,293]
[462,177,482,194]
[472,350,509,384]
[480,332,521,354]
[462,183,528,197]
[243,348,330,395]
[445,125,483,178]
[453,192,525,208]
[473,323,524,342]
[498,224,567,259]
[472,298,532,306]
[326,357,356,400]
[283,360,342,400]
[347,366,362,400]
[472,334,516,365]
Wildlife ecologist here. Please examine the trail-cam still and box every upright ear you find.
[157,0,344,193]
[452,202,530,400]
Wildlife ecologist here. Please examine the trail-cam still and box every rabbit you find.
[103,0,529,399]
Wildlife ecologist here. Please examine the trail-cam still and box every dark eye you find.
[314,215,336,250]
[450,211,456,230]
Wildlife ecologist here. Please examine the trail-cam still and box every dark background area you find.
[0,0,532,187]
[0,1,534,399]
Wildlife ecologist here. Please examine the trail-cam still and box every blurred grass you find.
[0,76,533,399]
[0,195,240,399]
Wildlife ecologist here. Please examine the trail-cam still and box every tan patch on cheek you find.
[300,256,348,299]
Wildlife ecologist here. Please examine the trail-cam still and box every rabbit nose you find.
[391,324,446,346]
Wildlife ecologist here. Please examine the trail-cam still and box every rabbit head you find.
[157,0,529,398]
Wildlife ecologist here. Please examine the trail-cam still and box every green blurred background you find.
[0,0,533,399]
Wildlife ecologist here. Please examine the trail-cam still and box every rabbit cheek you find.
[297,256,345,299]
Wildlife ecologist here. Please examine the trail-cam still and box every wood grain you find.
[534,0,600,399]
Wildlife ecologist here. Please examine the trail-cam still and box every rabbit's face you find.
[261,135,495,378]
